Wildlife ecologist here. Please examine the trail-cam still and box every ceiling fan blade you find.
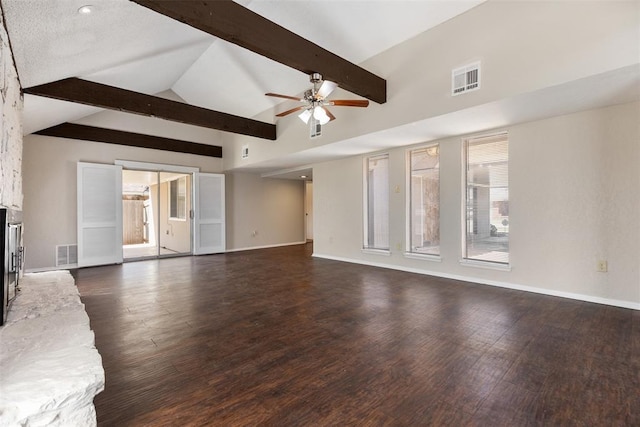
[266,92,303,102]
[323,107,336,122]
[276,105,307,117]
[317,80,338,99]
[330,99,370,107]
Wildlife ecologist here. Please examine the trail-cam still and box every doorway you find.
[122,169,192,260]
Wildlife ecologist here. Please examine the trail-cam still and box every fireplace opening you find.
[1,207,23,325]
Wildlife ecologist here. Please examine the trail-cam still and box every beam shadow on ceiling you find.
[131,0,387,104]
[35,123,223,158]
[25,78,276,141]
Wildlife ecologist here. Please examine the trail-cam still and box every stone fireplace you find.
[0,8,103,426]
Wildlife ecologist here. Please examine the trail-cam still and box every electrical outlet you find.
[597,260,608,272]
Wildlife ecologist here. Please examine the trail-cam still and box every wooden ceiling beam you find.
[35,123,223,158]
[130,0,387,104]
[25,78,276,140]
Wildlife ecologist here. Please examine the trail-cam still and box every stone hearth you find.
[0,271,104,426]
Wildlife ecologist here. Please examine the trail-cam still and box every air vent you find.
[241,144,249,159]
[310,118,322,139]
[56,244,78,267]
[452,62,480,96]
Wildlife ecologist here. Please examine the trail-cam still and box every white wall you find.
[23,137,306,269]
[223,0,640,171]
[226,172,305,251]
[22,135,222,270]
[313,101,640,308]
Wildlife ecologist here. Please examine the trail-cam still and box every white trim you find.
[312,253,640,311]
[462,131,510,263]
[460,258,511,271]
[225,241,307,253]
[168,176,188,220]
[405,150,411,252]
[27,241,307,270]
[363,153,390,251]
[404,252,441,262]
[362,248,391,256]
[115,160,199,173]
[406,142,440,254]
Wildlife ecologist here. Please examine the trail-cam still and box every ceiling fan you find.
[266,73,369,126]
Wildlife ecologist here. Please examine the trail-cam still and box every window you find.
[364,154,389,251]
[169,176,187,220]
[463,133,509,264]
[408,145,440,256]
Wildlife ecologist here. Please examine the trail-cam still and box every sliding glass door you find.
[78,161,225,265]
[122,170,192,260]
[158,172,192,257]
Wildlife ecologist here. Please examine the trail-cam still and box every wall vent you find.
[241,144,249,159]
[452,62,480,96]
[310,118,322,139]
[56,244,78,267]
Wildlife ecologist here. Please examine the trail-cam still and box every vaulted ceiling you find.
[2,0,485,135]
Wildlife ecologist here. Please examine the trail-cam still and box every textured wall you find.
[0,7,23,210]
[313,101,640,308]
[225,172,305,251]
[22,136,222,270]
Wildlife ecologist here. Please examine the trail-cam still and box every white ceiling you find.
[2,0,485,133]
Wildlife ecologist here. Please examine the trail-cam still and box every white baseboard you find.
[25,241,308,272]
[226,241,307,253]
[312,253,640,311]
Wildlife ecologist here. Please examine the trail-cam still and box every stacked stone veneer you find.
[0,5,23,210]
[0,271,105,426]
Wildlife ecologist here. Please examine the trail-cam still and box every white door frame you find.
[117,161,226,256]
[305,180,313,242]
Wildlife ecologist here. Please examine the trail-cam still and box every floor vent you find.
[56,244,78,267]
[452,62,480,96]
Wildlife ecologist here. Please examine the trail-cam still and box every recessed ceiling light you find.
[300,175,307,179]
[78,5,93,14]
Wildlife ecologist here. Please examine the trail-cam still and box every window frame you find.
[363,153,390,254]
[168,176,187,221]
[461,132,510,268]
[405,143,441,260]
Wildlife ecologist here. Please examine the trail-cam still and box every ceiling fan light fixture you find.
[317,80,338,99]
[298,109,312,124]
[266,73,368,125]
[77,5,93,14]
[313,106,330,125]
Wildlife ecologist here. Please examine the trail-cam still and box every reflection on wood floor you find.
[74,244,639,426]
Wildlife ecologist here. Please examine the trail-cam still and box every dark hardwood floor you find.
[74,244,639,426]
